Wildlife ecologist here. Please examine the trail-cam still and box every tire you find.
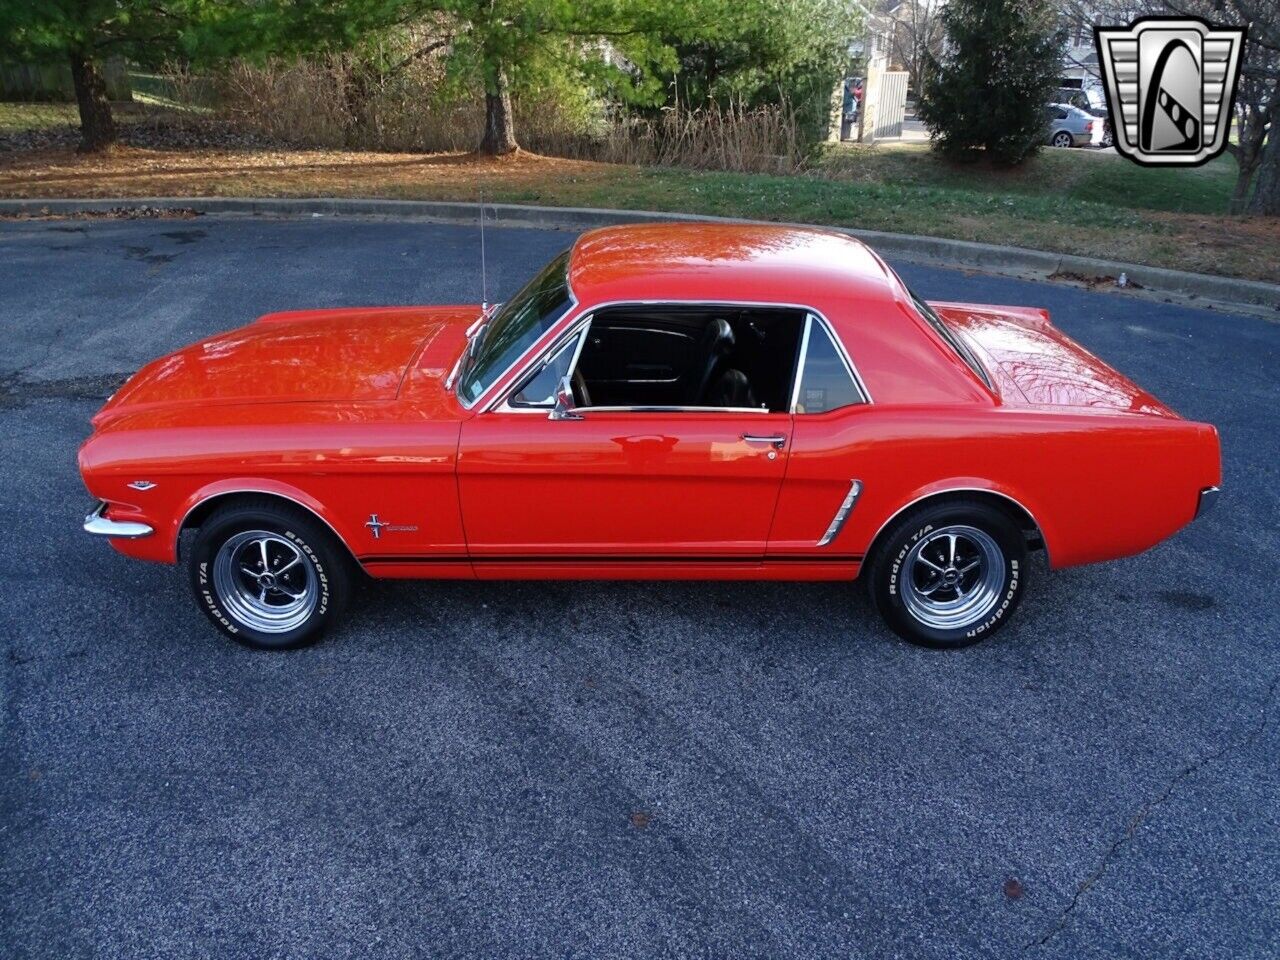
[1052,131,1074,148]
[866,499,1029,649]
[187,498,353,650]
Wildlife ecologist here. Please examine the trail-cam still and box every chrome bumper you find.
[84,501,153,539]
[1195,486,1220,520]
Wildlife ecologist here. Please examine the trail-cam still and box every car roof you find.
[566,223,904,309]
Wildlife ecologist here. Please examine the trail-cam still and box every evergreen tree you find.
[916,0,1066,165]
[0,0,205,152]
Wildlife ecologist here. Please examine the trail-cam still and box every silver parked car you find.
[1045,103,1102,148]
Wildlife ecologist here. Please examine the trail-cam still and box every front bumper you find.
[84,501,153,539]
[1195,486,1220,520]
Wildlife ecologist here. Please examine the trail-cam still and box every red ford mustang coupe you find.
[79,223,1220,650]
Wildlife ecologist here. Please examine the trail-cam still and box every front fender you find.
[169,478,357,563]
[103,478,354,565]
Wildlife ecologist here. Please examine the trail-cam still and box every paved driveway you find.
[1,215,1276,959]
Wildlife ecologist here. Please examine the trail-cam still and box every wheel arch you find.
[176,484,358,565]
[865,486,1048,569]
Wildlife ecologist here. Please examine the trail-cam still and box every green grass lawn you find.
[0,101,80,133]
[477,145,1262,279]
[818,141,1236,216]
[2,103,1273,282]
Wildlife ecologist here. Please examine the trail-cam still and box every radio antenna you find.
[478,190,488,313]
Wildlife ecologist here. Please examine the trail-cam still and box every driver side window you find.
[503,305,865,415]
[570,305,806,411]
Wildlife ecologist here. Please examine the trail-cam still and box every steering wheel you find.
[572,368,592,407]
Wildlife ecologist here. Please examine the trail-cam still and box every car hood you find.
[93,305,480,427]
[930,301,1178,417]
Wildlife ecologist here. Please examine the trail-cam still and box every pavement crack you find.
[1028,672,1279,950]
[0,372,126,410]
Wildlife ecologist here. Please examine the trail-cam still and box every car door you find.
[456,319,793,563]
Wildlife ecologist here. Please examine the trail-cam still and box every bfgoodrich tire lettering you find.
[188,498,352,650]
[868,498,1029,649]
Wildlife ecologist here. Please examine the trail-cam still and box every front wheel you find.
[866,499,1029,649]
[188,498,353,650]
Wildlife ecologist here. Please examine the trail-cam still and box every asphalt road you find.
[1,215,1277,960]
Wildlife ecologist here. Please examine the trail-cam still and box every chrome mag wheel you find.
[901,524,1006,631]
[211,529,318,634]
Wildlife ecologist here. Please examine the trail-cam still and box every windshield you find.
[457,251,572,406]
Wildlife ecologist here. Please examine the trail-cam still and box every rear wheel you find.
[188,499,353,650]
[1052,131,1074,148]
[867,499,1029,649]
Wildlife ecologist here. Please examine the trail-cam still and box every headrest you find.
[702,318,735,351]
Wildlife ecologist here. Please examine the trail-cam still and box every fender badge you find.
[365,514,418,539]
[128,480,157,491]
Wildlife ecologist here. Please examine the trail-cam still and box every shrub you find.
[916,0,1066,165]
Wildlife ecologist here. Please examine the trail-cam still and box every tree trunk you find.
[1247,126,1280,216]
[69,51,116,153]
[478,64,517,156]
[1229,166,1255,214]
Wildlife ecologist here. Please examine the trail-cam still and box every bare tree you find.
[881,0,946,95]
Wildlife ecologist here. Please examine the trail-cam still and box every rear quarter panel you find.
[770,404,1220,568]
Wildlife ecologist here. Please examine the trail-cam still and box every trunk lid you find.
[930,301,1178,417]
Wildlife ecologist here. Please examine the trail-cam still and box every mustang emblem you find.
[365,514,418,539]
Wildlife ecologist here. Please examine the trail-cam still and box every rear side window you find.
[794,319,865,414]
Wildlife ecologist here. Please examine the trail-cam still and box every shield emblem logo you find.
[1095,17,1246,167]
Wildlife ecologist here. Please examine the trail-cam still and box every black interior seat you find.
[705,368,758,408]
[690,319,735,404]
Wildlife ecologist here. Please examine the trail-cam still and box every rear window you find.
[907,289,994,390]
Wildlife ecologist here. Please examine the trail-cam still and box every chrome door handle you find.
[741,434,786,448]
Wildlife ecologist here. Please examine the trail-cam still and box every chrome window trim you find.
[790,312,872,414]
[817,479,863,546]
[788,315,815,413]
[485,298,872,415]
[576,405,773,415]
[498,316,593,413]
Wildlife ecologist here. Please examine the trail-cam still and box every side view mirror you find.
[549,375,582,421]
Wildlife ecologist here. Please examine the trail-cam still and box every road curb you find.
[4,195,1277,314]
